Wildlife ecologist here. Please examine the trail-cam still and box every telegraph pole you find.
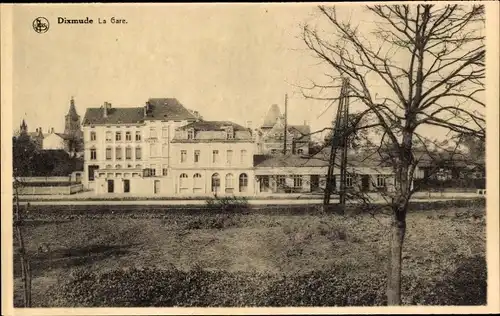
[283,93,288,155]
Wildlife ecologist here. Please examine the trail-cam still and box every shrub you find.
[47,255,487,307]
[205,196,250,212]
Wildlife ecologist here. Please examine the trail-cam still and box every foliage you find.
[46,255,486,307]
[205,195,250,212]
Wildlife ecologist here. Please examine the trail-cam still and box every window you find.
[90,148,97,160]
[106,131,112,142]
[116,147,122,160]
[135,147,142,160]
[225,173,234,193]
[194,150,200,163]
[150,143,158,157]
[150,164,157,176]
[88,165,99,181]
[193,173,202,193]
[226,126,234,139]
[126,131,132,141]
[150,127,157,138]
[135,164,142,169]
[297,149,304,155]
[116,164,122,169]
[162,165,168,176]
[106,147,112,160]
[212,150,219,163]
[106,164,112,169]
[211,173,221,193]
[90,131,96,141]
[376,175,386,187]
[162,143,168,157]
[188,129,195,140]
[293,175,303,188]
[125,147,132,160]
[346,174,353,187]
[180,150,187,163]
[226,150,233,164]
[277,175,286,188]
[162,127,168,138]
[179,173,189,193]
[239,173,248,192]
[115,132,122,141]
[240,150,247,164]
[135,131,141,141]
[143,168,156,177]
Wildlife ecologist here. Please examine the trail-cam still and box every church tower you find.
[20,119,28,135]
[64,96,83,138]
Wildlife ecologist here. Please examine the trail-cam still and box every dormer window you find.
[226,126,234,140]
[187,128,195,140]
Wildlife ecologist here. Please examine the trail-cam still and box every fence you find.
[413,178,485,192]
[17,184,83,195]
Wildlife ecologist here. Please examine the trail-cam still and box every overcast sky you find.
[11,3,487,143]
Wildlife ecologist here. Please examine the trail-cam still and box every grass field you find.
[13,203,486,307]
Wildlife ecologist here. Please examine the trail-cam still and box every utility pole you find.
[323,77,350,209]
[283,93,288,155]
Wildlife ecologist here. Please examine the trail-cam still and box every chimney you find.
[103,102,111,118]
[36,128,39,133]
[144,101,149,117]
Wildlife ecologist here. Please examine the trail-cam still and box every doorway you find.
[107,180,114,193]
[259,176,270,193]
[361,175,370,192]
[154,180,160,194]
[310,175,319,192]
[124,179,130,193]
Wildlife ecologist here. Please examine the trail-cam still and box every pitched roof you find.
[83,107,145,125]
[176,120,248,132]
[262,104,282,128]
[145,98,197,121]
[254,149,389,168]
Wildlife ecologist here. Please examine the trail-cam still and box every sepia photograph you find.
[2,2,499,314]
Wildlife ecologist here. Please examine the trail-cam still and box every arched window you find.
[193,173,203,193]
[211,173,220,193]
[179,173,189,193]
[225,173,234,193]
[239,173,248,192]
[115,164,122,169]
[105,164,112,169]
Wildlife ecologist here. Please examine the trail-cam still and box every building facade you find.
[255,104,311,155]
[170,120,256,196]
[82,98,198,194]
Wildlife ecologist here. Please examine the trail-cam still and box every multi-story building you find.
[170,120,255,196]
[256,104,311,155]
[82,98,197,194]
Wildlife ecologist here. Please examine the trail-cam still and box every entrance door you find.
[154,180,160,194]
[310,175,319,192]
[124,179,130,193]
[107,180,114,193]
[259,176,270,192]
[361,175,370,192]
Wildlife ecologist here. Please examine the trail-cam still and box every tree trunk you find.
[387,213,406,305]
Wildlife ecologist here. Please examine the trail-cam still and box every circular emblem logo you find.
[33,17,49,34]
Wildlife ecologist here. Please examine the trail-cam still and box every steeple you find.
[67,96,78,118]
[20,119,28,134]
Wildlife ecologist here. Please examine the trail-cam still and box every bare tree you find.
[302,4,485,305]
